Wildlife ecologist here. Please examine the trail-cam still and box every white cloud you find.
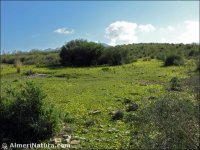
[105,21,138,46]
[138,24,155,32]
[54,28,74,35]
[105,20,199,45]
[178,20,199,43]
[167,26,174,31]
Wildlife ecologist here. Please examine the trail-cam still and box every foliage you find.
[1,50,60,66]
[1,42,199,67]
[197,62,200,72]
[0,82,63,144]
[170,77,182,91]
[60,39,104,66]
[24,69,35,76]
[128,94,199,150]
[84,119,96,127]
[1,59,197,149]
[164,53,184,66]
[14,59,22,73]
[112,110,124,120]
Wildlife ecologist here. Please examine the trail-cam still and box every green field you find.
[1,59,198,149]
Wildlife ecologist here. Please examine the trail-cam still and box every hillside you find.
[1,58,199,149]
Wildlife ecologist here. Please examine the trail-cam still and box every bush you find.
[60,39,104,66]
[128,94,199,149]
[123,98,132,104]
[0,82,63,144]
[112,111,124,120]
[14,59,22,73]
[59,39,133,67]
[126,104,139,112]
[170,77,182,91]
[84,119,96,127]
[164,54,184,66]
[25,69,34,76]
[196,62,200,72]
[101,67,111,72]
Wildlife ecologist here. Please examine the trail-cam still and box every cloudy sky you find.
[1,1,199,52]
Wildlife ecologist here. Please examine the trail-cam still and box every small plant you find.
[14,59,22,73]
[84,119,95,127]
[101,67,111,72]
[112,110,124,120]
[170,77,182,91]
[123,98,132,104]
[25,69,34,76]
[143,57,151,61]
[64,114,75,123]
[164,54,184,66]
[126,104,138,112]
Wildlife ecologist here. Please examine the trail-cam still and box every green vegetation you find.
[1,49,60,66]
[164,54,184,66]
[2,42,199,67]
[170,77,182,91]
[128,94,198,149]
[0,82,64,144]
[1,42,199,149]
[60,39,104,66]
[14,59,22,73]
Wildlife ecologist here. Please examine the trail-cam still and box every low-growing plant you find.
[84,119,96,127]
[0,81,64,144]
[126,104,139,112]
[170,77,182,91]
[112,110,124,120]
[25,69,34,76]
[123,98,132,104]
[143,57,151,61]
[101,67,111,72]
[14,59,22,73]
[128,94,199,149]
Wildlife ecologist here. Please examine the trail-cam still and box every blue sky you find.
[1,1,199,52]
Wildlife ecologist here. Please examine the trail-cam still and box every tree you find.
[59,39,104,66]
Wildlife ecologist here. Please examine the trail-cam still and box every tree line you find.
[1,39,199,67]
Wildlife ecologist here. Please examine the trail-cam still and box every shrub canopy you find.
[0,82,63,144]
[60,39,104,66]
[164,54,184,66]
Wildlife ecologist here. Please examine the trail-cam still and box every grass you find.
[1,59,196,149]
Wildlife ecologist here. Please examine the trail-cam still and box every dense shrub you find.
[112,110,124,120]
[164,54,184,66]
[126,104,139,112]
[60,40,133,66]
[188,49,199,57]
[0,82,64,144]
[60,39,104,66]
[128,94,199,149]
[170,77,182,91]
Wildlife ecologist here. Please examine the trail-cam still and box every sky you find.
[1,1,199,52]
